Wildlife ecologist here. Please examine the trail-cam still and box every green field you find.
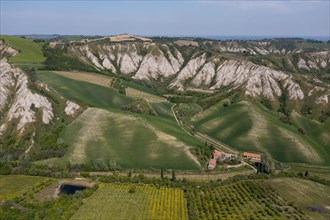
[36,71,132,109]
[267,178,330,220]
[191,100,328,165]
[0,35,45,63]
[0,175,50,200]
[61,108,199,169]
[185,179,306,219]
[36,71,202,169]
[71,183,188,220]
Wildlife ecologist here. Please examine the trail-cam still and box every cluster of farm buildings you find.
[207,150,261,169]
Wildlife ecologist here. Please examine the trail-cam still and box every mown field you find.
[52,71,113,87]
[36,71,202,169]
[191,100,328,165]
[126,87,166,103]
[185,180,307,219]
[71,183,188,220]
[267,178,330,220]
[0,35,45,63]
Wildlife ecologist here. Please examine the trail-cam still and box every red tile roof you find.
[213,150,222,158]
[208,159,217,169]
[243,152,261,159]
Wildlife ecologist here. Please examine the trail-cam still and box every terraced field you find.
[191,100,327,164]
[62,108,200,169]
[71,183,188,220]
[52,71,113,87]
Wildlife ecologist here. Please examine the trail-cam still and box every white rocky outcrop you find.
[209,60,303,100]
[298,58,310,70]
[65,101,81,116]
[79,45,104,70]
[69,41,328,103]
[170,53,206,89]
[0,39,18,57]
[297,51,329,70]
[191,62,216,87]
[0,58,53,134]
[315,95,328,104]
[133,48,182,80]
[308,86,324,96]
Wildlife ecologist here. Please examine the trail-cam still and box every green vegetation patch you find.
[36,71,132,108]
[0,35,45,63]
[191,100,325,164]
[61,108,199,169]
[186,180,306,219]
[0,175,50,200]
[71,183,188,220]
[268,178,330,220]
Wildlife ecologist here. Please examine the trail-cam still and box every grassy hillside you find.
[36,71,132,108]
[191,100,329,165]
[267,178,330,220]
[36,71,202,169]
[0,35,45,63]
[61,108,199,169]
[0,175,51,200]
[72,183,188,220]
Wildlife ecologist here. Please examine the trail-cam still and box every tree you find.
[171,170,176,181]
[161,168,164,180]
[304,171,309,177]
[0,164,11,175]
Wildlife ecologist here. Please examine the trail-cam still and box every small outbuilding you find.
[243,152,261,162]
[213,150,222,159]
[208,158,217,169]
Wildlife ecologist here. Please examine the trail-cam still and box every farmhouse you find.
[243,152,261,162]
[213,150,222,159]
[208,158,217,169]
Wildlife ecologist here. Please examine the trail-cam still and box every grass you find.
[267,178,330,220]
[0,35,45,63]
[191,100,328,165]
[36,71,132,109]
[61,108,200,169]
[125,87,166,103]
[71,183,188,220]
[287,163,330,180]
[36,71,202,169]
[0,175,50,200]
[52,71,113,87]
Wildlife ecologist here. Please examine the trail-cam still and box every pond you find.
[59,184,87,195]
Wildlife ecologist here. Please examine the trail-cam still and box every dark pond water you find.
[60,184,87,195]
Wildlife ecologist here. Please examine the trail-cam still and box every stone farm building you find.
[243,152,261,162]
[208,158,217,169]
[207,150,223,169]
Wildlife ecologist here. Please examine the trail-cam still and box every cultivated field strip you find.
[186,180,307,220]
[125,87,166,103]
[53,71,112,88]
[71,183,188,220]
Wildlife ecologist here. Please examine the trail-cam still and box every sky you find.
[0,0,329,37]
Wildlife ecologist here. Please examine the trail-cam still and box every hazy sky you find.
[1,0,329,37]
